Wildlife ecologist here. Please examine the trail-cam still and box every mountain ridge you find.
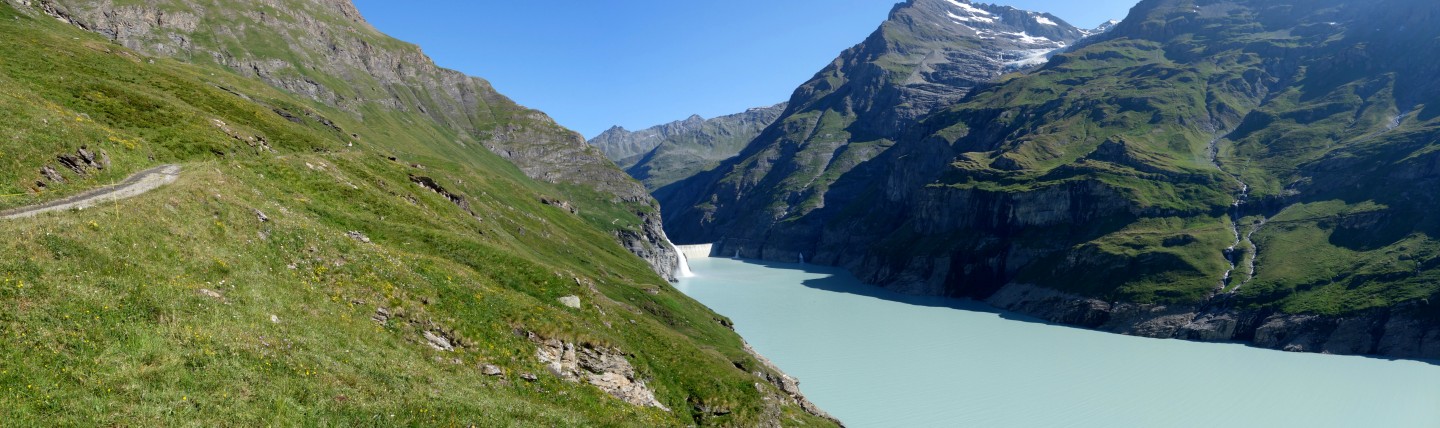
[659,0,1089,247]
[25,0,683,280]
[590,103,787,192]
[658,0,1440,359]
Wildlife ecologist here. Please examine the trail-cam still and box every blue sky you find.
[352,1,1139,138]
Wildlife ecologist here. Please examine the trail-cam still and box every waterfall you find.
[798,253,805,264]
[734,249,740,258]
[676,253,696,278]
[672,242,696,278]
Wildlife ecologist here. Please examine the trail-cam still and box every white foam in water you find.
[676,253,696,278]
[676,258,1440,428]
[672,242,696,278]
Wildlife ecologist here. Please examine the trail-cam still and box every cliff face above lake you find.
[658,0,1089,247]
[661,0,1440,359]
[28,0,679,279]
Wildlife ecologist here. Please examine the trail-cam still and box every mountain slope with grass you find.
[0,1,838,425]
[28,0,681,280]
[589,103,786,192]
[665,0,1440,358]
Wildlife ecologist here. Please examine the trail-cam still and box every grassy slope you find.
[892,0,1440,315]
[903,37,1240,304]
[0,5,832,426]
[58,0,658,238]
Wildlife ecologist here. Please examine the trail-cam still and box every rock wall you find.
[986,283,1440,360]
[660,0,1090,249]
[616,212,681,282]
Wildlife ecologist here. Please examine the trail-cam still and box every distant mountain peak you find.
[589,104,786,162]
[898,0,1083,56]
[658,0,1091,250]
[1081,19,1122,37]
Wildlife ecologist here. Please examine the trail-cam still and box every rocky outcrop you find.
[741,342,843,426]
[530,334,670,411]
[618,211,682,282]
[36,146,110,188]
[986,283,1440,359]
[26,0,678,280]
[409,175,474,216]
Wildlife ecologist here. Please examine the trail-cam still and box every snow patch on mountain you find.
[946,0,994,16]
[1003,48,1057,68]
[949,11,996,24]
[1080,19,1121,38]
[998,30,1060,46]
[1034,15,1058,26]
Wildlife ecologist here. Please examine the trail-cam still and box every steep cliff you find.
[26,0,680,279]
[660,0,1088,247]
[589,103,786,191]
[669,0,1440,359]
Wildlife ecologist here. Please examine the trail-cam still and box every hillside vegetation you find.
[0,2,835,425]
[653,0,1440,357]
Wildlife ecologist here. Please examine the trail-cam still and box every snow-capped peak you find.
[1080,19,1121,37]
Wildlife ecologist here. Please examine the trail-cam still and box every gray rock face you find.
[617,208,681,282]
[423,330,454,351]
[345,231,371,243]
[30,0,679,281]
[531,334,670,411]
[662,0,1087,253]
[38,164,64,185]
[986,283,1440,360]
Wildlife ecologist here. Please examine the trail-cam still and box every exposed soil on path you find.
[0,164,181,220]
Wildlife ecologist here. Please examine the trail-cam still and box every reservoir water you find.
[675,257,1440,427]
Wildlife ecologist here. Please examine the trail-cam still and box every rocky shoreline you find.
[711,239,1440,362]
[987,283,1440,361]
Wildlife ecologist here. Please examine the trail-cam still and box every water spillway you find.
[676,253,696,278]
[674,243,715,260]
[672,243,710,278]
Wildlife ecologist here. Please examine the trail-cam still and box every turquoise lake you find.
[674,257,1440,427]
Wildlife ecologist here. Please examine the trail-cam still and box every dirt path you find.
[0,164,181,220]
